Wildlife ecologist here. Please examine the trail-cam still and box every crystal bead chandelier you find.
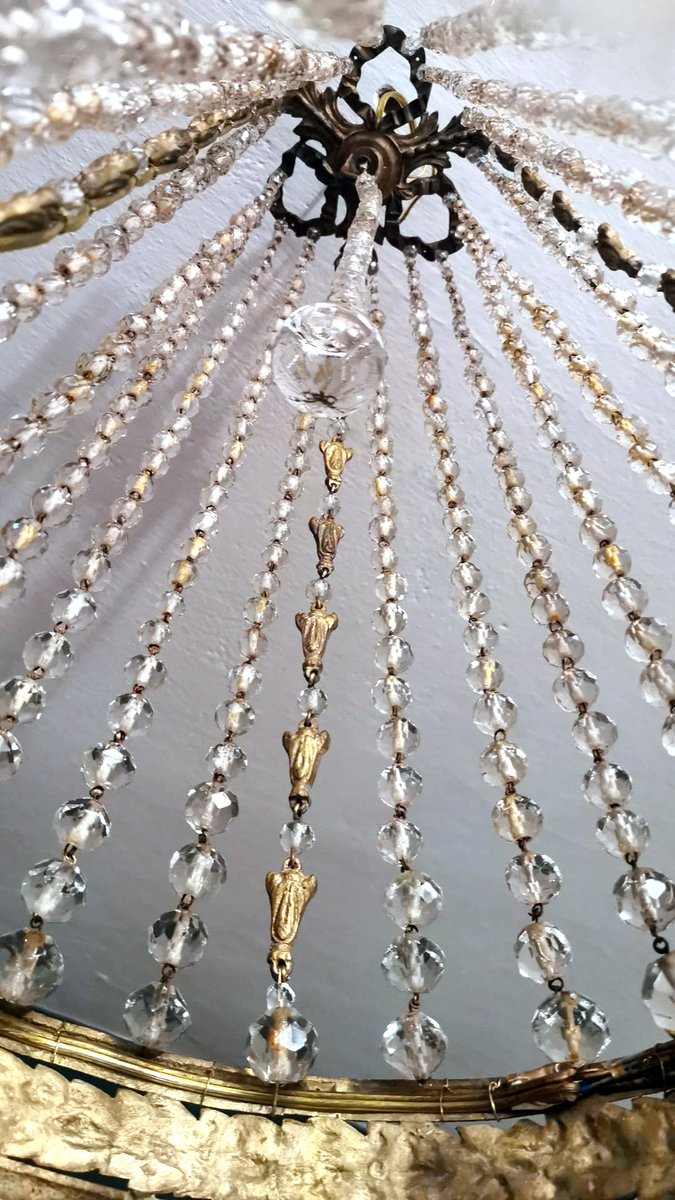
[0,2,674,1192]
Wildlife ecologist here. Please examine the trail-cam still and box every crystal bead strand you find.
[437,253,675,1039]
[0,99,280,255]
[369,270,448,1081]
[476,156,675,390]
[421,66,675,161]
[0,173,282,481]
[123,409,314,1049]
[460,107,675,241]
[406,0,593,57]
[456,203,675,496]
[444,255,675,763]
[0,228,287,784]
[246,409,354,1085]
[0,6,350,94]
[0,243,315,1008]
[0,73,328,169]
[405,250,610,1064]
[0,110,278,340]
[0,226,284,605]
[265,0,384,42]
[272,170,386,416]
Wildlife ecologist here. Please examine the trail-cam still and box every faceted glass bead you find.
[466,657,503,692]
[378,764,423,809]
[185,783,238,835]
[108,693,154,736]
[0,676,45,725]
[579,512,617,549]
[206,742,247,779]
[381,934,445,994]
[463,621,498,654]
[506,853,562,905]
[375,636,413,674]
[532,992,610,1062]
[0,557,25,607]
[640,660,675,707]
[642,952,675,1031]
[377,717,420,758]
[21,858,86,922]
[384,871,443,929]
[572,710,618,755]
[473,692,517,734]
[215,698,255,736]
[457,589,490,619]
[297,686,327,717]
[515,922,572,984]
[51,588,97,631]
[0,729,22,780]
[542,629,584,666]
[272,301,386,416]
[373,602,407,636]
[23,631,72,678]
[169,843,226,900]
[139,619,172,648]
[596,809,649,858]
[81,742,135,790]
[246,983,318,1083]
[2,517,47,561]
[614,868,675,932]
[243,594,277,628]
[123,981,191,1049]
[228,662,262,699]
[583,761,632,809]
[371,676,412,714]
[531,591,570,626]
[602,577,648,620]
[31,484,72,527]
[377,819,423,865]
[381,1010,447,1080]
[625,617,672,662]
[280,820,316,855]
[0,928,64,1004]
[480,740,528,786]
[492,795,543,842]
[592,543,631,580]
[125,654,166,690]
[148,909,208,969]
[54,798,110,850]
[553,668,599,712]
[72,548,111,591]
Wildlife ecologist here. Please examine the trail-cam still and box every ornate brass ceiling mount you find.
[272,26,488,260]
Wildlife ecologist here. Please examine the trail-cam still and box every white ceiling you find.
[0,0,674,1083]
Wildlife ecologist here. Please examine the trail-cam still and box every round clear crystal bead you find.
[148,909,208,969]
[297,686,327,716]
[169,843,226,900]
[515,922,572,984]
[377,819,423,865]
[642,952,675,1031]
[125,654,166,690]
[505,853,562,905]
[383,871,443,929]
[371,676,412,713]
[583,761,632,808]
[51,588,97,631]
[0,676,44,725]
[54,798,110,850]
[0,928,64,1004]
[492,795,542,841]
[280,821,315,855]
[0,557,25,606]
[596,809,650,858]
[381,934,445,993]
[123,981,191,1049]
[552,668,599,712]
[185,783,238,835]
[206,742,247,778]
[0,729,22,780]
[107,693,154,736]
[23,631,72,678]
[81,742,135,790]
[480,740,528,786]
[21,858,86,922]
[378,764,422,809]
[532,992,610,1063]
[472,692,517,734]
[614,868,675,932]
[246,986,318,1083]
[381,1010,447,1080]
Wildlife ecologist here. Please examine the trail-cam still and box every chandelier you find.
[0,1,674,1194]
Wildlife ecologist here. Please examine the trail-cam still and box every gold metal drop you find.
[266,864,318,981]
[282,718,330,801]
[295,603,338,682]
[309,513,344,577]
[319,438,353,492]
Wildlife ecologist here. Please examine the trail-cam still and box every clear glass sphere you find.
[272,302,386,416]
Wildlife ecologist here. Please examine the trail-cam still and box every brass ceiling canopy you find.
[272,25,489,260]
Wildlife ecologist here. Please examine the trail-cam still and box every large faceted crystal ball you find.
[272,302,386,416]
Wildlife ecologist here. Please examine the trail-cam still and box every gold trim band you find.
[0,1005,673,1122]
